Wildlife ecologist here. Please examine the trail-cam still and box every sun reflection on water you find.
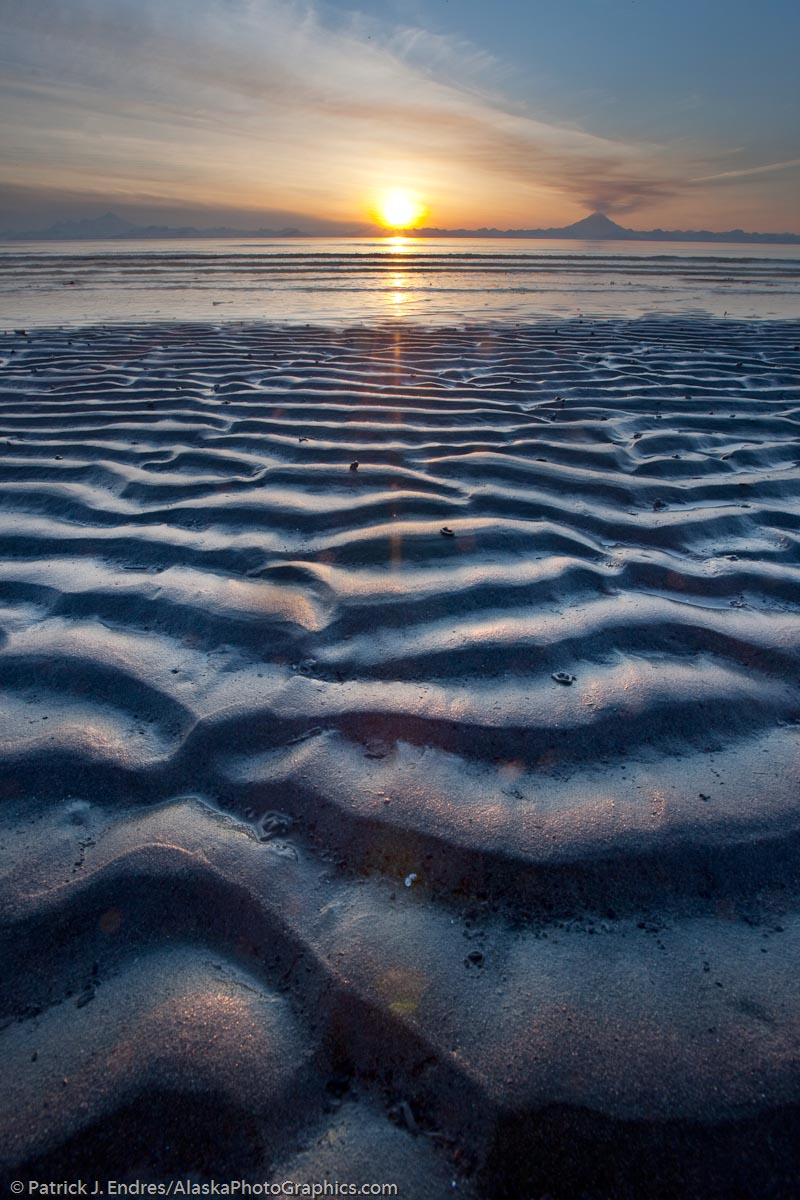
[388,269,409,308]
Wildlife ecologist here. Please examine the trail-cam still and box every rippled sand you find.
[1,318,799,1196]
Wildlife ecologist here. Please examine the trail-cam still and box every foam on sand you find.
[0,317,799,1196]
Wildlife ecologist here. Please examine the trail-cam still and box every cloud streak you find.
[690,157,800,183]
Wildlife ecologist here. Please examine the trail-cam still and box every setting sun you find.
[377,189,427,230]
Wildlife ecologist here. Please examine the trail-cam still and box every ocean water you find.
[1,236,799,327]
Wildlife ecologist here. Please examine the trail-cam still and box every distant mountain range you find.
[416,212,800,244]
[1,209,798,244]
[0,212,305,240]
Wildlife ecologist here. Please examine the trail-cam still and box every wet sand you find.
[1,317,799,1197]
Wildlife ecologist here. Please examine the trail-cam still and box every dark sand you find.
[0,318,799,1197]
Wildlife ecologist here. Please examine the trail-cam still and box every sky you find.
[0,0,798,233]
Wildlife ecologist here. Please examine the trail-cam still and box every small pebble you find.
[552,671,576,685]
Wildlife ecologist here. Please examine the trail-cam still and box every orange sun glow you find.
[376,189,427,230]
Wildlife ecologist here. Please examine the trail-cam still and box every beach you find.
[0,306,799,1196]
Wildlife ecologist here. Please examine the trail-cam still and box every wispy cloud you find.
[690,157,800,183]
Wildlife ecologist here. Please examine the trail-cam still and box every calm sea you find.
[1,236,799,327]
